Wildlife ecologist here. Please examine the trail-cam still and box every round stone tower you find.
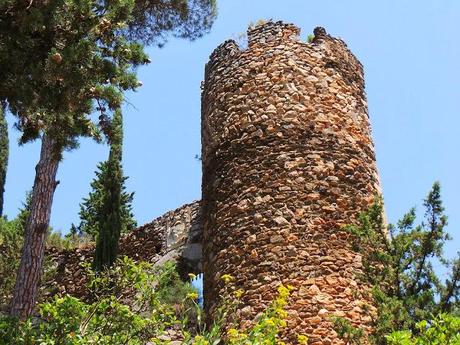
[201,21,381,343]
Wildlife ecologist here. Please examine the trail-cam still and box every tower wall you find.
[201,21,381,343]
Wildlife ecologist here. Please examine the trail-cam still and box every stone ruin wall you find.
[43,201,202,300]
[201,21,381,344]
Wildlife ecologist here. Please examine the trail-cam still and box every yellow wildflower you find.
[277,285,290,298]
[297,334,308,344]
[234,289,244,298]
[193,335,209,345]
[227,328,239,339]
[220,274,234,284]
[264,318,276,327]
[276,308,288,318]
[187,292,199,300]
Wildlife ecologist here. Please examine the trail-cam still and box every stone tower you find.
[201,21,381,343]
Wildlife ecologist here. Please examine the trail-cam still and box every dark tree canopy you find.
[0,0,149,152]
[0,0,216,149]
[127,0,217,46]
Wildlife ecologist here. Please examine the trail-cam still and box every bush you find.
[1,257,194,344]
[0,258,309,344]
[0,217,23,308]
[0,215,85,309]
[386,313,460,345]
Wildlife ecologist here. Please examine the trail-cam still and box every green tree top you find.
[0,0,150,152]
[78,109,136,241]
[345,182,460,343]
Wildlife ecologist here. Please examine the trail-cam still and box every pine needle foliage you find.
[127,0,217,46]
[345,182,460,344]
[0,0,150,152]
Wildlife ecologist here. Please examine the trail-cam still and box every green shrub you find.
[0,258,308,344]
[1,257,194,344]
[0,216,84,308]
[386,313,460,345]
[0,217,24,307]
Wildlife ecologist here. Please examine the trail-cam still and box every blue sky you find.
[4,1,460,263]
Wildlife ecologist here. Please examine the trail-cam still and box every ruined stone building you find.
[201,21,381,344]
[46,21,381,345]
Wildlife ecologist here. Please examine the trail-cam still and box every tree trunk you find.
[0,105,8,217]
[9,134,60,318]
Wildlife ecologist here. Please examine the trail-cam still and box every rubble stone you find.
[201,21,381,343]
[44,201,202,299]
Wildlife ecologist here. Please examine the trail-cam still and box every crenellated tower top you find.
[201,21,381,343]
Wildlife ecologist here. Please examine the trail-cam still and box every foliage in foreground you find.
[343,182,460,344]
[386,313,460,345]
[1,258,190,344]
[3,183,460,344]
[0,258,308,345]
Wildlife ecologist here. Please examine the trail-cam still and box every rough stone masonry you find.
[41,201,202,301]
[201,21,382,344]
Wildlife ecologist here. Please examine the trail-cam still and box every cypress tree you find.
[79,161,136,240]
[78,148,136,241]
[0,106,8,217]
[90,109,135,270]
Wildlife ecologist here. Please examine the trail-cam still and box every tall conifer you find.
[78,112,136,242]
[0,106,8,217]
[91,109,134,270]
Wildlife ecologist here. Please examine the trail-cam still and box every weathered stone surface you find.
[201,21,381,343]
[43,201,202,300]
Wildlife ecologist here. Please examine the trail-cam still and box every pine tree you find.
[0,105,8,217]
[0,0,148,318]
[0,0,216,319]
